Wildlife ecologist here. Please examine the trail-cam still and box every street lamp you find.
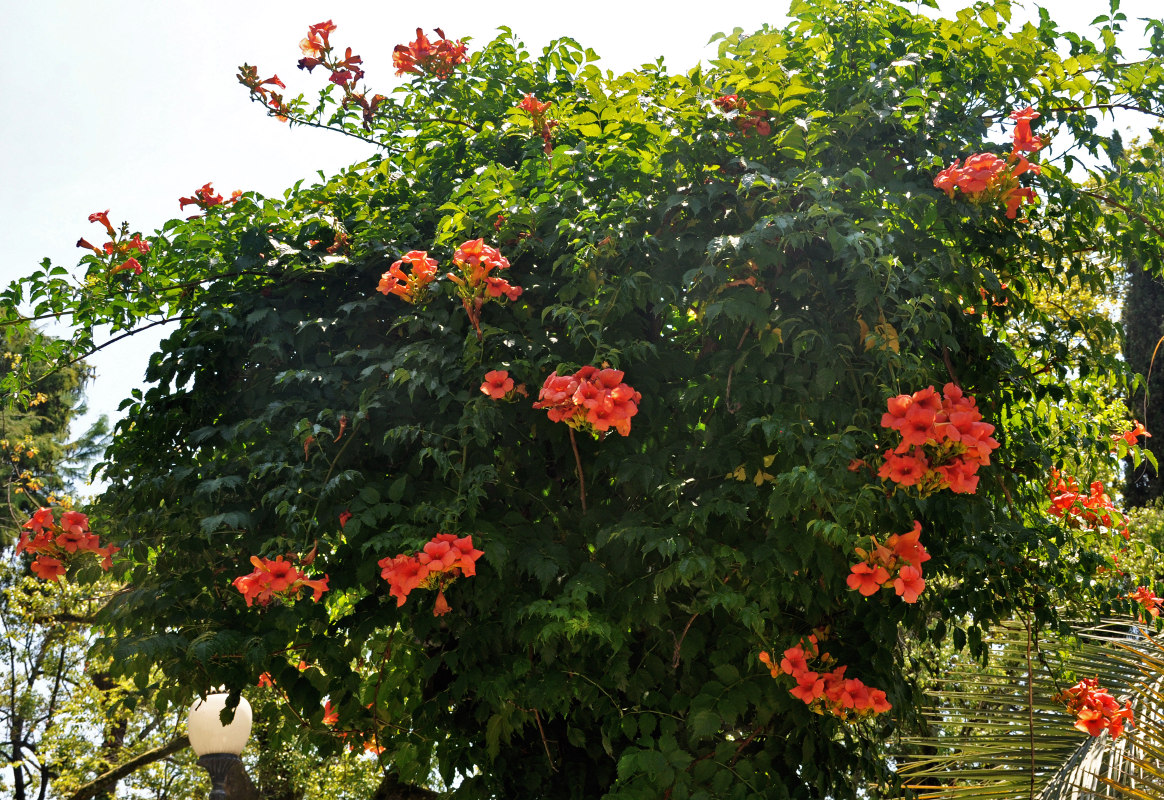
[187,692,253,800]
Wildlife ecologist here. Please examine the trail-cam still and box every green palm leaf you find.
[897,619,1164,799]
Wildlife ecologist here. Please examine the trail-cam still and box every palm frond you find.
[896,619,1164,800]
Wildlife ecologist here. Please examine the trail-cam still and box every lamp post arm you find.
[222,755,260,800]
[65,735,189,800]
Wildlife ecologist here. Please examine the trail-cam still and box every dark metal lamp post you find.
[187,693,253,800]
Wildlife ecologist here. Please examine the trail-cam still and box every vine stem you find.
[672,613,699,668]
[1048,102,1164,121]
[568,427,587,513]
[533,710,557,772]
[306,415,361,545]
[370,631,395,760]
[1080,189,1164,241]
[33,316,190,386]
[1141,333,1164,422]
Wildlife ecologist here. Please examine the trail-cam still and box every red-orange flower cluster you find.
[533,366,641,437]
[1009,106,1044,152]
[713,94,745,112]
[1112,420,1151,446]
[179,182,240,213]
[847,521,931,603]
[237,63,289,120]
[519,94,551,117]
[1055,678,1133,738]
[295,22,387,127]
[446,239,522,336]
[518,93,559,154]
[77,210,151,278]
[1128,586,1164,619]
[321,698,385,753]
[242,22,386,129]
[933,152,1038,219]
[392,28,468,79]
[758,635,891,718]
[377,533,483,616]
[232,555,329,607]
[933,106,1042,219]
[378,250,439,303]
[18,507,119,580]
[299,20,337,60]
[712,94,770,136]
[962,283,1010,315]
[1047,469,1128,539]
[322,699,339,726]
[878,384,999,495]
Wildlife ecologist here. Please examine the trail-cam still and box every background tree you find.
[5,0,1164,797]
[0,326,196,800]
[1123,129,1164,508]
[1122,262,1164,506]
[0,326,107,539]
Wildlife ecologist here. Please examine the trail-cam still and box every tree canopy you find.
[6,0,1164,797]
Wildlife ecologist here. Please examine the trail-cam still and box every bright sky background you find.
[0,0,1157,489]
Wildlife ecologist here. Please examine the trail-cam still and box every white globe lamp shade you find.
[187,693,252,756]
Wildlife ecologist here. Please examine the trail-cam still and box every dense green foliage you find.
[6,0,1164,797]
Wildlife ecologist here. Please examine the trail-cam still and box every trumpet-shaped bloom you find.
[519,93,551,117]
[481,370,515,399]
[88,209,115,234]
[378,555,429,606]
[887,521,931,567]
[233,554,328,607]
[393,28,468,78]
[878,450,928,486]
[1129,586,1164,618]
[378,250,439,303]
[22,507,56,535]
[484,275,522,300]
[789,670,825,703]
[111,257,143,276]
[779,645,809,676]
[1009,106,1043,152]
[893,565,926,603]
[322,699,339,726]
[847,562,891,596]
[1113,420,1151,445]
[31,556,66,581]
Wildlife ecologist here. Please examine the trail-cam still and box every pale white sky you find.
[0,0,1155,474]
